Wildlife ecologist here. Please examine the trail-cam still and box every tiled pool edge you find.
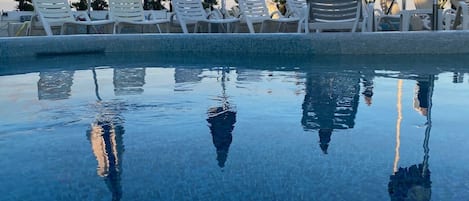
[1,31,469,58]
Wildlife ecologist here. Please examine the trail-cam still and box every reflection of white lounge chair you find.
[238,0,300,33]
[30,0,114,36]
[172,0,240,33]
[109,0,170,34]
[306,0,370,32]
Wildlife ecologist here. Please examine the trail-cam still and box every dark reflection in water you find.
[87,111,125,201]
[388,75,434,201]
[87,68,127,201]
[361,73,374,106]
[207,69,236,169]
[113,68,146,96]
[37,71,74,100]
[301,71,360,154]
[452,72,464,83]
[207,105,236,169]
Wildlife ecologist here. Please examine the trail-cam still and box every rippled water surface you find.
[1,53,469,201]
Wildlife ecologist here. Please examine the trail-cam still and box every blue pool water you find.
[1,53,469,201]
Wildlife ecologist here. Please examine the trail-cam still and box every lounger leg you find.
[60,25,66,35]
[247,20,256,33]
[194,22,199,33]
[260,22,265,33]
[156,24,162,33]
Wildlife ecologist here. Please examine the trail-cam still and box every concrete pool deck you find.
[1,31,469,59]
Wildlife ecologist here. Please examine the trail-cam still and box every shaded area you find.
[4,51,469,77]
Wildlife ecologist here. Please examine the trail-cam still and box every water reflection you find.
[113,68,146,96]
[388,75,434,201]
[88,68,126,201]
[301,71,360,154]
[37,71,74,100]
[174,68,203,83]
[452,72,464,84]
[413,77,431,116]
[361,73,375,106]
[207,68,236,169]
[87,108,125,201]
[174,68,203,91]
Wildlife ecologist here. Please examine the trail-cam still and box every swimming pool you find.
[1,52,469,201]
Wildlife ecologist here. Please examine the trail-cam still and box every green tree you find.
[143,0,166,10]
[71,0,108,11]
[272,0,286,15]
[15,0,34,11]
[202,0,218,10]
[72,0,88,11]
[91,0,108,10]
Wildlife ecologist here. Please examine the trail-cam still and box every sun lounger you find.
[109,0,170,34]
[30,0,114,36]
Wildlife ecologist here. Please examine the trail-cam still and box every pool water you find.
[1,53,469,201]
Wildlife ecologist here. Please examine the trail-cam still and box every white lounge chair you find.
[286,0,308,32]
[109,0,170,34]
[306,0,368,32]
[238,0,301,33]
[172,0,240,33]
[30,0,114,36]
[449,0,469,29]
[375,0,450,31]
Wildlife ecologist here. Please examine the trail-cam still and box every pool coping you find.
[1,31,469,59]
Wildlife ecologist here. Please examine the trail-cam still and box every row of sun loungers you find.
[25,0,469,36]
[28,0,370,35]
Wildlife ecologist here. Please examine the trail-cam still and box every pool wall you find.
[1,31,469,59]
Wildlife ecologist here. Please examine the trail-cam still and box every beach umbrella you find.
[207,68,237,169]
[388,75,435,201]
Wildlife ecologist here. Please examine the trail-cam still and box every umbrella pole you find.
[92,67,102,102]
[432,0,438,30]
[88,0,92,17]
[221,0,226,18]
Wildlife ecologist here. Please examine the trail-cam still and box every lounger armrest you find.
[74,11,92,21]
[270,10,284,19]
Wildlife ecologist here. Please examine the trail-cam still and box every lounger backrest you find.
[238,0,271,22]
[286,0,307,18]
[32,0,76,26]
[172,0,208,22]
[307,0,361,23]
[109,0,146,22]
